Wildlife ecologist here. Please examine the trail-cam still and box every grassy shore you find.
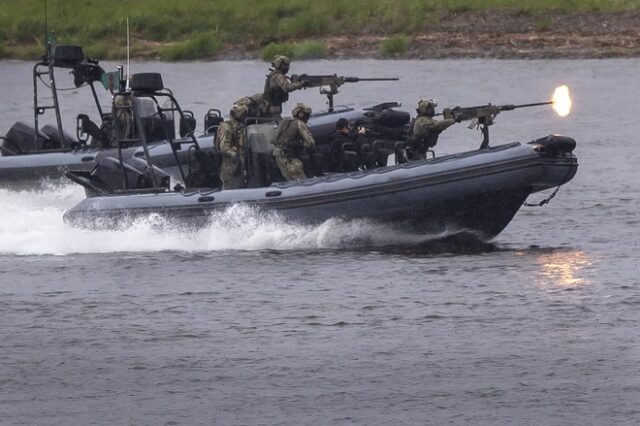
[1,0,639,60]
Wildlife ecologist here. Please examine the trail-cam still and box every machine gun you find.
[440,102,552,149]
[290,74,399,111]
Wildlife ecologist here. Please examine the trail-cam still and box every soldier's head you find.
[336,118,349,134]
[417,98,437,117]
[271,55,291,74]
[229,103,248,122]
[292,103,312,122]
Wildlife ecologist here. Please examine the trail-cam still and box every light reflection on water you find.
[535,250,593,289]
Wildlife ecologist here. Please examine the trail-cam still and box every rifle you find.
[440,101,552,149]
[290,74,399,111]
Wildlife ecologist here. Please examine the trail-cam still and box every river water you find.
[0,59,638,425]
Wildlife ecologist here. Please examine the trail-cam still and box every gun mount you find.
[440,101,552,149]
[290,74,399,112]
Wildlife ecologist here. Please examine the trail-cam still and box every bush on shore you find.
[261,41,326,61]
[380,35,410,57]
[161,32,222,61]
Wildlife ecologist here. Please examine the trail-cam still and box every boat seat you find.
[186,149,222,188]
[77,114,109,147]
[310,143,332,175]
[204,111,223,135]
[394,141,408,164]
[373,140,390,167]
[360,143,376,170]
[340,142,360,172]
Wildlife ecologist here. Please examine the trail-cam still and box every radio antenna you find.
[44,0,49,59]
[126,16,131,90]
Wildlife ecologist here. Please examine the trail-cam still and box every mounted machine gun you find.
[290,74,399,111]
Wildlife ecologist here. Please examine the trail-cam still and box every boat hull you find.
[63,141,578,241]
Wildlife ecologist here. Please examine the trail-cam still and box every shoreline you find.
[3,10,640,61]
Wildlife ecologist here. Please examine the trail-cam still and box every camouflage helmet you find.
[416,98,437,115]
[271,55,291,71]
[230,102,248,120]
[292,103,312,119]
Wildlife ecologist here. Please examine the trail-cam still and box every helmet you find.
[113,94,131,107]
[230,103,248,121]
[416,98,437,116]
[271,55,291,71]
[292,103,312,120]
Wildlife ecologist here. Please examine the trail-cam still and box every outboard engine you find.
[358,103,411,141]
[2,122,48,155]
[41,124,77,149]
[66,157,170,196]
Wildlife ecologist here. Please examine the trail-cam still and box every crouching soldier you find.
[272,103,315,181]
[233,93,267,120]
[218,103,248,190]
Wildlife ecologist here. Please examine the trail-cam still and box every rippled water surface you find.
[0,59,638,425]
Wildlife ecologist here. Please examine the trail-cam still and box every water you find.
[1,59,638,425]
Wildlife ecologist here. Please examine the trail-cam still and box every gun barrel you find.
[343,77,399,82]
[511,101,553,109]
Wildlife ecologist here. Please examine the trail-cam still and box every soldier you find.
[217,103,248,190]
[263,55,306,121]
[272,103,315,181]
[233,93,267,120]
[407,98,457,160]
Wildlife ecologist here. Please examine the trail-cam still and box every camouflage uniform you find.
[234,93,267,119]
[272,104,315,181]
[263,56,304,121]
[98,93,134,148]
[217,104,248,190]
[408,99,455,160]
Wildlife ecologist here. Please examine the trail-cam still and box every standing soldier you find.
[272,103,315,181]
[263,55,306,121]
[407,98,457,160]
[217,103,248,190]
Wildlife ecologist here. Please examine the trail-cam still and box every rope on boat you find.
[523,152,576,208]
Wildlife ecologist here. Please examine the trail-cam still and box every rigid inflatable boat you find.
[62,72,578,241]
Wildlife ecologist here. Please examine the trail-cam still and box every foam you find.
[0,185,446,255]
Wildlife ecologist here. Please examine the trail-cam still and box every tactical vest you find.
[411,117,440,149]
[263,71,289,105]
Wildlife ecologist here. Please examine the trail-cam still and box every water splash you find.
[0,185,462,256]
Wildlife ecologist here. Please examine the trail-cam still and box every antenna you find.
[126,16,131,90]
[44,0,49,59]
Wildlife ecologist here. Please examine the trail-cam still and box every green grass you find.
[534,16,553,31]
[160,32,222,61]
[261,41,326,61]
[1,0,638,60]
[380,35,410,57]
